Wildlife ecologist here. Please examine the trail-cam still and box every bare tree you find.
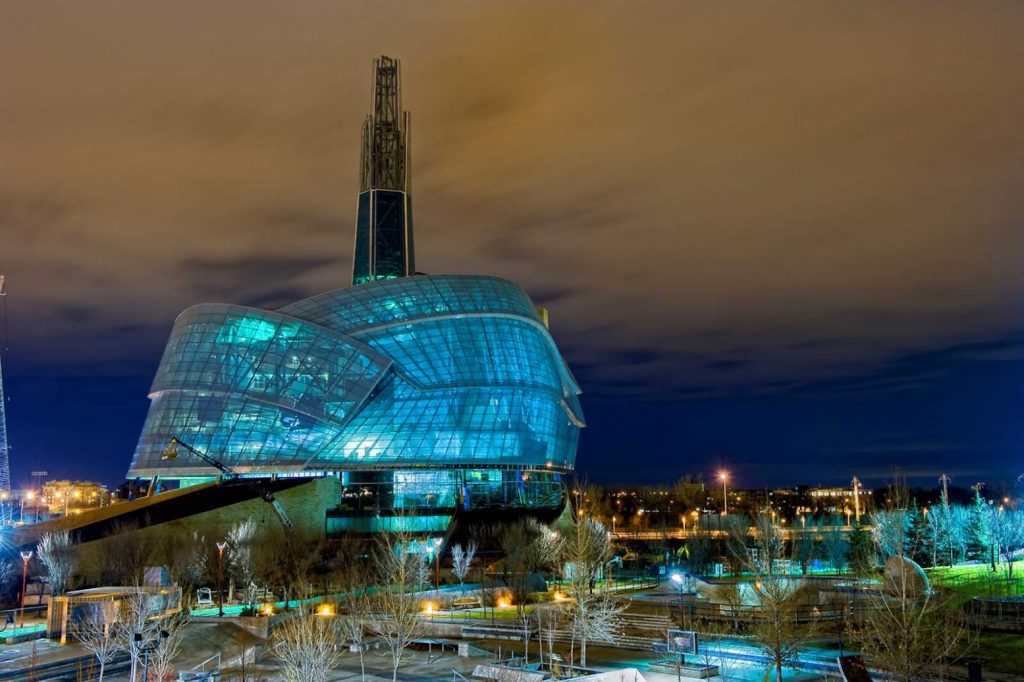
[71,602,122,682]
[37,531,76,596]
[501,520,559,615]
[561,515,622,667]
[147,611,189,682]
[988,507,1024,584]
[151,525,202,591]
[570,591,621,667]
[820,519,850,574]
[851,561,969,681]
[105,521,155,586]
[727,514,814,682]
[693,622,741,682]
[368,530,424,682]
[117,586,173,682]
[273,612,343,682]
[517,609,536,663]
[450,541,477,593]
[336,559,371,682]
[227,520,259,613]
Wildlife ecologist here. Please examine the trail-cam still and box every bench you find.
[451,597,483,610]
[196,588,214,608]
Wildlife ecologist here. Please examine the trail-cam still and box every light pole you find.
[433,537,442,597]
[719,471,729,516]
[18,551,32,628]
[20,492,33,523]
[134,630,168,682]
[216,541,227,617]
[851,476,862,523]
[670,572,686,628]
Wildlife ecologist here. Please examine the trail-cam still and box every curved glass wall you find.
[128,275,583,477]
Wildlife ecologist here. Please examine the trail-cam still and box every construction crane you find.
[161,437,294,533]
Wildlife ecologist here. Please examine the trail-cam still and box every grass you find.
[972,631,1024,673]
[927,561,1024,604]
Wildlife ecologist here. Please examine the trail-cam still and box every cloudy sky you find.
[3,1,1023,487]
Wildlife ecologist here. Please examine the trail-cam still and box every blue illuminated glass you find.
[128,275,583,477]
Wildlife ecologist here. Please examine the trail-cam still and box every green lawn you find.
[927,561,1024,604]
[972,631,1024,673]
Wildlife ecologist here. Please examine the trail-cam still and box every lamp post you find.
[433,538,442,597]
[719,471,729,516]
[18,551,32,628]
[134,630,168,682]
[20,492,34,524]
[216,541,227,617]
[670,572,686,628]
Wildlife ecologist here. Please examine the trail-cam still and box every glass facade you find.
[128,274,583,481]
[352,189,414,285]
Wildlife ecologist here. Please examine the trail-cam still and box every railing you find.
[191,652,221,673]
[965,597,1024,631]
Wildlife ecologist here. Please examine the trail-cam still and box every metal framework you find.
[360,56,409,192]
[0,275,9,493]
[353,56,415,285]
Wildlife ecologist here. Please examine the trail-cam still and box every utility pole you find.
[851,477,862,524]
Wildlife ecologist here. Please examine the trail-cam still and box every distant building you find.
[41,480,111,516]
[808,485,872,515]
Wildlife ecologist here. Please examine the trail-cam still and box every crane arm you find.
[162,437,293,533]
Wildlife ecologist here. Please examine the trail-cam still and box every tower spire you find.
[352,56,415,285]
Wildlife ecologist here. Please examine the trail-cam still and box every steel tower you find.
[0,275,9,493]
[352,56,415,286]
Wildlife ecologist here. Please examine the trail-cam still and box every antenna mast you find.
[0,275,10,494]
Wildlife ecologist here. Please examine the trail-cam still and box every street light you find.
[670,572,687,628]
[433,537,442,596]
[216,541,227,617]
[18,551,32,628]
[134,630,169,682]
[719,471,729,516]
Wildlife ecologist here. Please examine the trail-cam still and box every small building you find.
[47,585,182,644]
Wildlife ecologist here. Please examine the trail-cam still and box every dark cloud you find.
[50,303,97,323]
[2,1,1023,484]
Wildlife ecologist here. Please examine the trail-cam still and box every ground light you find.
[496,597,511,609]
[316,603,335,617]
[260,604,274,616]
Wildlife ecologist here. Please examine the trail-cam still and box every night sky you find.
[3,2,1023,489]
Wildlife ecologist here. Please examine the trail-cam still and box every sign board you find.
[667,629,698,656]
